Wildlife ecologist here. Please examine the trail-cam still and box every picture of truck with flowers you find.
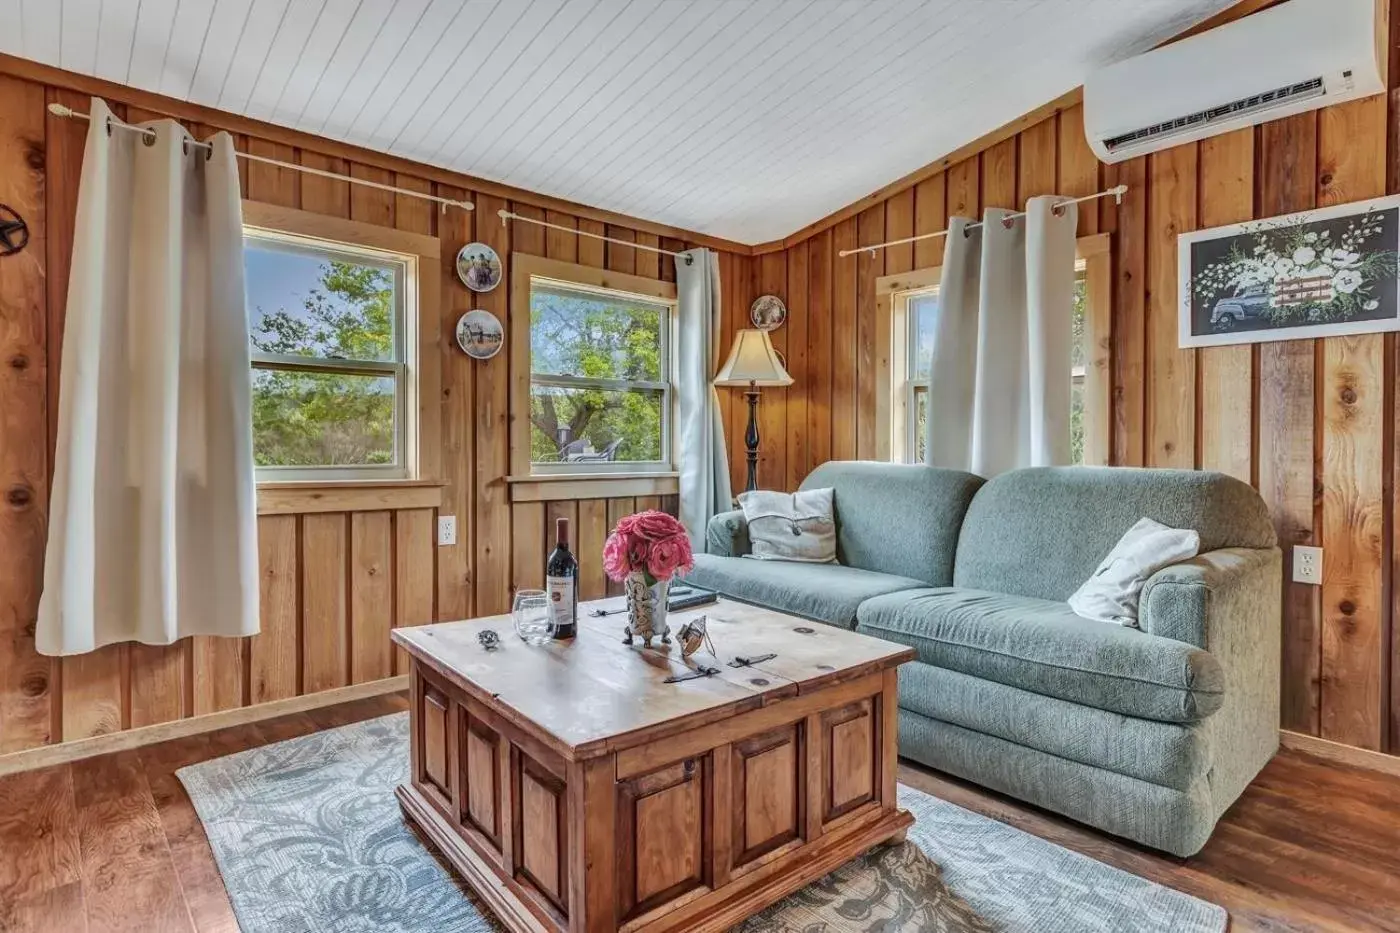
[1178,195,1400,348]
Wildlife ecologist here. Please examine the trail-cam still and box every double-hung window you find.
[244,230,414,481]
[525,277,674,474]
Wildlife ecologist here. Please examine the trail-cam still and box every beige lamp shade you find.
[713,329,794,387]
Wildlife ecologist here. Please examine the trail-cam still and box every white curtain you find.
[38,98,258,656]
[675,248,733,551]
[925,196,1078,475]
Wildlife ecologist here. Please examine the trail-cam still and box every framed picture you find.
[1178,194,1400,348]
[456,242,502,292]
[455,310,504,360]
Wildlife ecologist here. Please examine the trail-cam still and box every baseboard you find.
[0,676,409,778]
[1279,729,1400,778]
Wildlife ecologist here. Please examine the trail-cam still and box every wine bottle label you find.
[547,576,575,629]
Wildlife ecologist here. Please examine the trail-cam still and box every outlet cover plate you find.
[437,515,457,547]
[1293,545,1322,585]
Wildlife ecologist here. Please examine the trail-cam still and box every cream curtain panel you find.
[675,248,733,551]
[38,98,259,656]
[925,197,1079,475]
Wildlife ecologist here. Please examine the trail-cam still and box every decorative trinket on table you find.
[675,615,714,659]
[604,510,695,648]
[477,629,500,651]
[455,309,503,359]
[455,241,502,292]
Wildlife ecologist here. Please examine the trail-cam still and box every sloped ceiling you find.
[1,0,1239,243]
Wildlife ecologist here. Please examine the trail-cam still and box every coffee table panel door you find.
[459,712,504,857]
[821,697,879,824]
[412,669,457,817]
[616,756,710,924]
[516,754,570,917]
[730,723,803,871]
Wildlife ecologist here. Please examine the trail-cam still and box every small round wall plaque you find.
[456,242,502,292]
[456,310,504,360]
[750,294,786,331]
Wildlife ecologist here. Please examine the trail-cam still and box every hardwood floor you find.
[0,693,1395,932]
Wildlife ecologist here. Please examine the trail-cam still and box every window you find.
[878,233,1109,466]
[244,230,414,481]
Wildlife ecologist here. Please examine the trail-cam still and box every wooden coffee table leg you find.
[567,756,618,933]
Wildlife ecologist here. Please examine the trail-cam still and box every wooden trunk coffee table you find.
[392,597,915,933]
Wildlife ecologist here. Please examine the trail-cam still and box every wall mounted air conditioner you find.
[1083,0,1384,163]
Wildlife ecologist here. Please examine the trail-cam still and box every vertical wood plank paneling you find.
[883,189,915,277]
[251,515,298,703]
[1017,115,1058,201]
[1197,129,1256,481]
[756,251,787,488]
[855,205,886,461]
[831,218,859,461]
[1259,112,1322,736]
[474,194,512,616]
[635,233,661,281]
[512,203,547,257]
[605,498,635,597]
[302,513,349,694]
[545,210,579,264]
[1112,157,1148,467]
[0,76,52,751]
[1318,95,1387,749]
[981,137,1017,210]
[245,139,300,208]
[1057,103,1101,238]
[912,174,946,271]
[394,508,436,674]
[785,241,809,488]
[437,184,474,620]
[1145,145,1197,469]
[393,174,436,239]
[807,230,834,471]
[349,163,395,228]
[350,511,393,685]
[605,225,636,275]
[512,504,546,593]
[577,218,606,270]
[577,499,609,601]
[297,152,349,218]
[945,157,979,221]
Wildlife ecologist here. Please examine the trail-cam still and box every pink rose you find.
[603,532,630,581]
[614,513,640,536]
[647,533,695,581]
[631,510,684,542]
[627,539,650,573]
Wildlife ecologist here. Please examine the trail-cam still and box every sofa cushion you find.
[953,466,1276,602]
[856,587,1225,722]
[798,462,983,585]
[685,553,926,629]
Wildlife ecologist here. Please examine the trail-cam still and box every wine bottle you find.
[546,517,578,639]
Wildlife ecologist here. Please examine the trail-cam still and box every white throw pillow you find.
[1068,517,1200,628]
[738,488,838,563]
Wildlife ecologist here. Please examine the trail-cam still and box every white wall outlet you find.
[437,515,457,547]
[1293,545,1322,585]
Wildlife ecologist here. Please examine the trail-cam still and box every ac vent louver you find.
[1103,77,1325,155]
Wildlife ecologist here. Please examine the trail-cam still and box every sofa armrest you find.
[706,510,751,557]
[1140,547,1280,649]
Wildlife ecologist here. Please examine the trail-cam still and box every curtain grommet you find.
[141,129,156,147]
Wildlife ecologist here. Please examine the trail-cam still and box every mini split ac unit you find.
[1083,0,1384,163]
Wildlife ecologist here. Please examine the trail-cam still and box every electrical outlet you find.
[437,515,457,547]
[1293,545,1322,585]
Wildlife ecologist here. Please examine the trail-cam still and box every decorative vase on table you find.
[604,510,695,649]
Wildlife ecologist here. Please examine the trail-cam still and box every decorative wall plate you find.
[750,294,787,331]
[455,310,504,360]
[456,242,502,292]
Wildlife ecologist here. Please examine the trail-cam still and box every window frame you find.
[875,232,1112,466]
[241,201,443,504]
[508,254,681,502]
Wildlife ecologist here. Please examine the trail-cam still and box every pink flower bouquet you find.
[603,510,695,583]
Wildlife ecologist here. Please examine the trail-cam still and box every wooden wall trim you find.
[256,482,445,515]
[0,676,408,778]
[0,53,750,257]
[1280,729,1400,779]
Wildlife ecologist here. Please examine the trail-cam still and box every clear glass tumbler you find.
[512,589,554,646]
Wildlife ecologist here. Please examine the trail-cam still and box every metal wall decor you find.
[750,294,786,331]
[0,205,28,256]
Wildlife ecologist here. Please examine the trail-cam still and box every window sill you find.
[257,479,447,515]
[505,472,679,503]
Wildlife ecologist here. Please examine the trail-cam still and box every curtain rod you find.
[837,185,1128,258]
[497,209,692,263]
[46,103,475,215]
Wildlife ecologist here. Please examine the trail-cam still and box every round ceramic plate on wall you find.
[456,242,502,292]
[455,310,504,360]
[750,294,786,331]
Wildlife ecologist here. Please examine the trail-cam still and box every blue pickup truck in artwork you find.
[1209,283,1273,330]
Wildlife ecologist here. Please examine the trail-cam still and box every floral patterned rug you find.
[178,712,1226,933]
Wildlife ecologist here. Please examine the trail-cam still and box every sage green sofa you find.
[686,461,1282,857]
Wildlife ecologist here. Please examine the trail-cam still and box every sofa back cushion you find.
[799,461,984,585]
[953,467,1277,601]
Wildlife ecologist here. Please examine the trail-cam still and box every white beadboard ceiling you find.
[1,0,1239,243]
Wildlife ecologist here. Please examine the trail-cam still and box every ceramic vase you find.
[622,573,670,648]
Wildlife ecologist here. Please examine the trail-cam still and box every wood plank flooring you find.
[0,693,1395,932]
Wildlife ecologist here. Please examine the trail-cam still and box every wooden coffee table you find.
[392,597,915,933]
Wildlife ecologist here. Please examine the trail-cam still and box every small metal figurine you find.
[675,615,714,659]
[477,629,500,652]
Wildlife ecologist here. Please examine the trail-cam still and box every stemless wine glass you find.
[512,589,554,646]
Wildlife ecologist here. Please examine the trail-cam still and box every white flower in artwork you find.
[1333,269,1363,294]
[1305,232,1318,242]
[1254,245,1266,255]
[1364,299,1380,311]
[1293,247,1316,265]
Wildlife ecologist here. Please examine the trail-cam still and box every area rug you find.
[178,712,1227,933]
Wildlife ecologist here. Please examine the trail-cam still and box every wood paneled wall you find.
[0,68,703,757]
[741,90,1399,757]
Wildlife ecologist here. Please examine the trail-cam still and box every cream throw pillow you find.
[1068,517,1200,628]
[738,488,837,563]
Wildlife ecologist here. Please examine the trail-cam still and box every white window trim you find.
[244,223,421,484]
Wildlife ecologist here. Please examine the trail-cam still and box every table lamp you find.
[714,329,793,492]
